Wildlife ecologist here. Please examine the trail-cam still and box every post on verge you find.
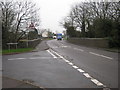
[7,43,18,51]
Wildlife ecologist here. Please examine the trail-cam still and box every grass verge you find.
[2,48,34,55]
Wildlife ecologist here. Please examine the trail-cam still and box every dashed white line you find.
[8,58,26,60]
[83,73,92,78]
[72,65,79,69]
[53,46,58,49]
[48,49,106,88]
[61,46,68,48]
[91,78,104,86]
[74,48,84,52]
[47,50,57,58]
[64,59,70,63]
[29,57,52,59]
[89,52,113,59]
[100,55,113,59]
[68,62,73,65]
[77,69,85,73]
[89,52,100,56]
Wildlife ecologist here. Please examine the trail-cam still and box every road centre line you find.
[61,46,68,48]
[68,62,73,65]
[77,69,85,73]
[73,48,84,52]
[91,78,104,86]
[29,57,52,59]
[49,49,106,87]
[83,73,92,78]
[64,59,70,63]
[72,65,79,69]
[89,52,113,59]
[53,46,58,48]
[47,50,57,58]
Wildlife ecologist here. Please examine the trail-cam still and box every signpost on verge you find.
[7,43,18,51]
[27,22,35,47]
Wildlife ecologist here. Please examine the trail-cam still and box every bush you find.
[108,36,120,48]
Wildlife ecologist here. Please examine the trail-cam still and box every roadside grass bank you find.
[2,48,34,55]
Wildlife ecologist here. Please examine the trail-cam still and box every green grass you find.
[2,48,34,55]
[44,38,53,40]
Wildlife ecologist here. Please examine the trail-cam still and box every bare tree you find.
[13,1,40,42]
[70,3,92,37]
[1,0,40,49]
[61,1,119,38]
[0,1,16,49]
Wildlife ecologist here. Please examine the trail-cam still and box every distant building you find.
[42,31,48,37]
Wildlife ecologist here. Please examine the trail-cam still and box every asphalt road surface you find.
[3,40,118,88]
[0,55,2,89]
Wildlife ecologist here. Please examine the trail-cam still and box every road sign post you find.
[7,43,18,51]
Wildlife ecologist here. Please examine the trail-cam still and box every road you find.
[0,55,2,89]
[3,40,118,88]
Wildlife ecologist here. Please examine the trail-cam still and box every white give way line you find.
[73,48,84,52]
[8,57,53,60]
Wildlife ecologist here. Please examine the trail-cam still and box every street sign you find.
[29,22,35,31]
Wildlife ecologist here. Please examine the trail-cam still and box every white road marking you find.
[29,57,52,59]
[64,59,70,63]
[73,48,84,52]
[89,52,101,56]
[77,69,85,73]
[61,46,68,48]
[72,65,79,69]
[8,58,26,60]
[68,62,73,65]
[29,57,40,59]
[49,49,106,87]
[89,52,113,59]
[8,57,53,60]
[53,46,58,48]
[50,49,71,64]
[50,49,64,59]
[46,50,57,58]
[91,78,104,86]
[83,73,92,78]
[61,46,71,48]
[100,55,113,59]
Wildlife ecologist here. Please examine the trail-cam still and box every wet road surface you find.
[3,40,118,88]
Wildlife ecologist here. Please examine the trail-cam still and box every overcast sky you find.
[31,0,83,33]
